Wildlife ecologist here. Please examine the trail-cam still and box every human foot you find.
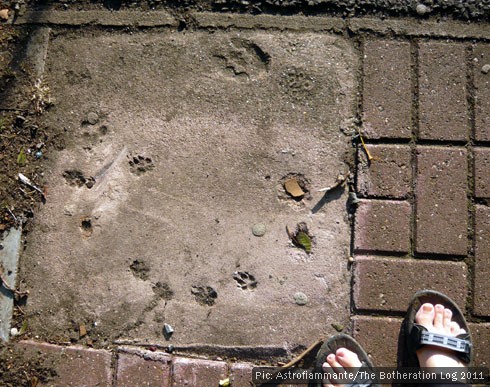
[322,348,362,387]
[415,303,467,368]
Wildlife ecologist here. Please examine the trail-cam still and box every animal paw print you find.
[233,271,257,290]
[128,155,154,176]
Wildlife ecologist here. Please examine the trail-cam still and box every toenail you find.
[336,349,345,357]
[327,354,335,361]
[422,304,433,312]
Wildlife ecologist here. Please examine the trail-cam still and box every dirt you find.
[0,22,65,234]
[0,343,58,387]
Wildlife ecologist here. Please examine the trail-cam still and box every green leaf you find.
[295,231,311,253]
[19,320,28,335]
[17,149,26,166]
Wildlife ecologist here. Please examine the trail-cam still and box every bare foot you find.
[415,303,466,368]
[322,348,362,387]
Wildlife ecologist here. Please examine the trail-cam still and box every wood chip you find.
[0,9,9,20]
[79,324,87,338]
[284,178,304,198]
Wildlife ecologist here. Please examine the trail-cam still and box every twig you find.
[18,173,45,201]
[357,128,377,162]
[0,267,29,298]
[5,207,17,223]
[317,173,347,193]
[259,338,323,386]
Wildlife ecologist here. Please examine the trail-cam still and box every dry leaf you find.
[0,9,9,21]
[284,178,304,198]
[79,324,87,338]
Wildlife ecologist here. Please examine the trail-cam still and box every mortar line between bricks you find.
[349,33,365,319]
[410,38,419,259]
[111,349,118,387]
[465,42,477,317]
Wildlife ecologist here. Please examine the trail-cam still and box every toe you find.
[327,353,343,370]
[433,304,444,329]
[450,321,461,335]
[335,348,362,368]
[322,362,336,387]
[443,308,453,331]
[415,303,435,328]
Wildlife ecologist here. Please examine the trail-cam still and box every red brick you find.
[415,147,468,256]
[419,42,468,141]
[469,323,490,367]
[475,147,490,198]
[354,200,411,253]
[474,205,490,316]
[230,363,254,387]
[116,349,171,386]
[473,44,490,142]
[357,144,412,199]
[171,357,227,387]
[353,256,468,312]
[17,341,112,386]
[351,316,402,367]
[362,40,412,139]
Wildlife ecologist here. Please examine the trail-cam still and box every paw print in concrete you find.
[128,155,154,175]
[233,271,257,290]
[191,285,217,306]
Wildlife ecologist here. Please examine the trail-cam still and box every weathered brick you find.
[473,44,490,142]
[357,144,412,198]
[469,323,490,367]
[353,256,468,312]
[362,40,412,139]
[351,316,402,367]
[116,350,171,387]
[230,363,254,387]
[354,200,411,253]
[474,205,490,316]
[171,357,227,387]
[17,341,113,386]
[475,147,490,198]
[415,147,468,256]
[419,42,468,141]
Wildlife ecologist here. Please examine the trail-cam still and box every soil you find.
[0,343,58,387]
[0,22,65,234]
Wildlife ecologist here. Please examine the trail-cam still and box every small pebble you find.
[294,292,308,305]
[481,64,490,74]
[252,223,266,237]
[416,3,428,15]
[10,327,18,337]
[87,112,99,125]
[35,151,42,159]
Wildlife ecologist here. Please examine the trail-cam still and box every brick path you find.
[6,11,490,385]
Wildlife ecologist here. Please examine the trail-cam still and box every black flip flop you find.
[311,333,379,387]
[401,289,473,367]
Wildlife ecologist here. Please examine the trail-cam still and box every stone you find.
[252,223,266,237]
[87,111,99,125]
[293,292,308,305]
[416,4,429,15]
[482,64,490,74]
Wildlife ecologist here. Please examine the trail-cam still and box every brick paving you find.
[3,12,490,385]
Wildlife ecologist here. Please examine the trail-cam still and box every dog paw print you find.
[128,155,154,176]
[191,285,217,306]
[233,271,257,290]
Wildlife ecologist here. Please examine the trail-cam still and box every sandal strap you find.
[420,331,471,353]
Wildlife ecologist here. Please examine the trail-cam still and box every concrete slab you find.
[0,227,22,341]
[20,29,356,350]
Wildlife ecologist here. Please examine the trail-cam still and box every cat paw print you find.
[128,155,154,176]
[233,271,257,290]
